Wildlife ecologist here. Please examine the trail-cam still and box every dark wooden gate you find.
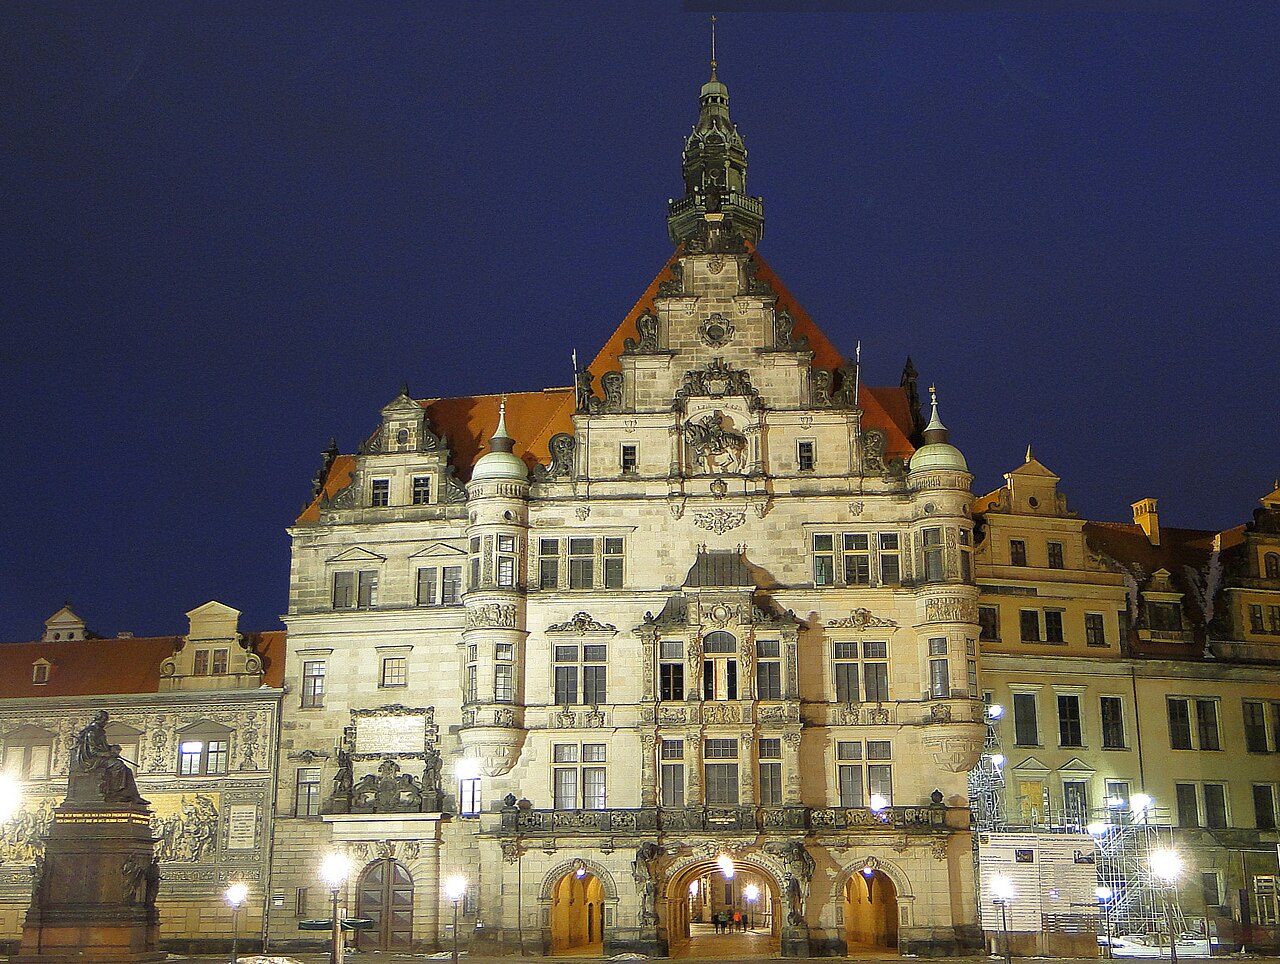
[357,859,414,950]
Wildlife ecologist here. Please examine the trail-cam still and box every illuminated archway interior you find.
[550,869,605,953]
[844,868,899,953]
[666,860,780,958]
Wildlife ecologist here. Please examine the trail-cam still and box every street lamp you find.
[1150,849,1183,964]
[1095,886,1113,959]
[321,853,350,964]
[743,883,759,929]
[445,874,468,964]
[225,882,248,964]
[991,875,1014,964]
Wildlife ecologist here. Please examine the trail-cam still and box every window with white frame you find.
[1175,782,1229,828]
[703,738,739,805]
[1,727,54,780]
[464,643,478,703]
[1167,697,1220,750]
[411,475,432,505]
[836,741,864,807]
[1057,694,1083,747]
[832,640,889,702]
[177,723,231,776]
[1243,700,1280,753]
[494,662,514,703]
[1013,691,1040,746]
[659,639,684,701]
[867,741,893,806]
[496,534,518,588]
[370,477,390,507]
[193,647,230,676]
[758,738,782,806]
[702,631,738,701]
[552,743,606,810]
[660,739,685,807]
[381,656,408,688]
[928,637,949,699]
[301,660,326,708]
[417,565,463,606]
[459,776,482,817]
[1100,696,1127,749]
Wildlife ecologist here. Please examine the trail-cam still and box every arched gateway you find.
[843,867,900,954]
[549,868,606,953]
[663,856,782,958]
[356,858,414,951]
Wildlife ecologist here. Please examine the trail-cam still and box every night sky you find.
[2,4,1276,642]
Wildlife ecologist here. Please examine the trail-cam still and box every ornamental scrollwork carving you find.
[623,309,661,353]
[657,262,684,297]
[692,508,746,535]
[601,371,624,413]
[826,608,898,630]
[441,469,468,504]
[863,430,887,473]
[771,308,809,352]
[924,596,978,624]
[552,707,578,728]
[533,433,576,482]
[673,358,761,411]
[698,313,735,348]
[546,612,618,634]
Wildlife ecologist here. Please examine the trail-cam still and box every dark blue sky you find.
[2,4,1276,641]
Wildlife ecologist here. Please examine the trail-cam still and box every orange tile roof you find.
[300,247,917,519]
[0,631,286,698]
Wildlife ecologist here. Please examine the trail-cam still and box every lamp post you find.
[321,853,350,964]
[1095,886,1113,960]
[991,875,1014,964]
[743,883,758,930]
[224,882,248,964]
[1150,849,1183,964]
[445,875,468,964]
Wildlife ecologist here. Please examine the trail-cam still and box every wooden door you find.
[357,859,414,950]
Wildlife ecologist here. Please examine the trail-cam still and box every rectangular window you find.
[212,648,229,674]
[864,643,889,701]
[465,664,477,703]
[923,528,944,583]
[833,639,858,702]
[1254,785,1277,830]
[1168,697,1193,749]
[1197,699,1221,750]
[1105,780,1131,807]
[1245,701,1270,753]
[459,777,482,816]
[494,664,514,703]
[583,766,607,810]
[1058,694,1083,747]
[844,534,870,585]
[960,530,972,582]
[1251,605,1266,633]
[412,475,431,505]
[759,740,782,806]
[1203,783,1228,829]
[704,739,739,805]
[1020,609,1041,642]
[1047,541,1064,569]
[371,478,390,507]
[381,657,407,687]
[583,656,607,705]
[301,660,325,708]
[1085,613,1107,647]
[1101,696,1126,749]
[538,539,560,589]
[1063,780,1088,823]
[568,538,594,589]
[660,740,685,808]
[1271,606,1280,632]
[193,650,210,675]
[879,533,901,585]
[659,663,684,702]
[334,570,378,609]
[868,764,893,806]
[757,660,782,700]
[416,567,438,605]
[1010,539,1027,566]
[441,566,462,605]
[204,739,229,774]
[837,740,864,808]
[1013,692,1039,746]
[553,767,579,810]
[797,439,815,471]
[928,638,949,699]
[1202,872,1222,909]
[554,666,577,705]
[979,606,1000,642]
[620,443,638,473]
[603,537,624,589]
[497,556,515,588]
[296,767,321,816]
[357,570,378,608]
[1149,601,1183,632]
[1045,610,1065,643]
[813,534,835,586]
[1175,783,1199,826]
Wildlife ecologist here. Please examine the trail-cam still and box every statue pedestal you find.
[15,805,165,963]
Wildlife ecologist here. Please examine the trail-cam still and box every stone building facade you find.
[0,602,283,954]
[268,65,987,958]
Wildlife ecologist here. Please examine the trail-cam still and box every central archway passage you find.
[843,869,899,955]
[664,858,780,958]
[550,869,605,954]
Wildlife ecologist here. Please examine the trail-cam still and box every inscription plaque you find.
[226,804,258,850]
[355,715,426,755]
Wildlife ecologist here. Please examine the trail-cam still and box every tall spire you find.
[489,396,515,455]
[666,18,765,247]
[923,384,950,444]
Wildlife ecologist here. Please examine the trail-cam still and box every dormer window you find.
[412,475,432,505]
[371,478,390,507]
[1149,601,1183,632]
[396,428,410,447]
[31,661,50,685]
[192,648,230,676]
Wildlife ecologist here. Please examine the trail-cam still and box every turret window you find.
[928,638,949,699]
[923,528,944,582]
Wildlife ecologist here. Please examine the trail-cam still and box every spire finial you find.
[1025,443,1034,463]
[709,15,717,80]
[923,384,949,440]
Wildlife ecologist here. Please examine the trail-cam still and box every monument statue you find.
[69,710,149,805]
[16,713,164,963]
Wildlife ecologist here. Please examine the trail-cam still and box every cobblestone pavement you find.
[147,956,1280,964]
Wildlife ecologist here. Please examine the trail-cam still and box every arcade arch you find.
[842,867,899,954]
[663,856,781,958]
[549,867,606,954]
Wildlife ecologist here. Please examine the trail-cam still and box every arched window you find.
[1265,553,1280,580]
[701,632,738,700]
[2,725,55,780]
[177,721,232,776]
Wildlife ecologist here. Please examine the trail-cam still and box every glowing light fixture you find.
[717,854,735,879]
[1095,886,1113,901]
[1149,849,1182,884]
[743,884,759,901]
[454,758,481,780]
[991,875,1015,903]
[225,882,248,908]
[445,875,468,902]
[869,793,890,813]
[1130,793,1152,815]
[320,852,350,889]
[688,880,699,897]
[989,753,1005,767]
[986,703,1004,720]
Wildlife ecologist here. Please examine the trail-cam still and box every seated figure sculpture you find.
[70,710,149,806]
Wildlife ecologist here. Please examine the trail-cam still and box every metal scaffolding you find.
[968,703,1007,831]
[1093,801,1188,944]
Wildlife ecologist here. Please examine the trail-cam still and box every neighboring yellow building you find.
[975,457,1280,951]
